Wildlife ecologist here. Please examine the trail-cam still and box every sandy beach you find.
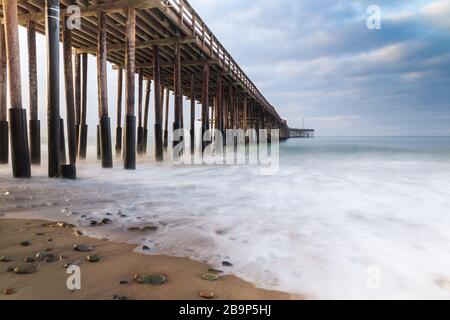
[0,217,298,300]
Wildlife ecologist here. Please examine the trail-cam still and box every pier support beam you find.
[201,62,209,152]
[143,78,151,154]
[78,53,88,159]
[97,10,112,168]
[27,21,40,165]
[163,88,169,150]
[74,53,81,150]
[0,24,8,164]
[124,7,136,170]
[63,17,77,168]
[190,74,195,154]
[137,70,144,154]
[153,45,163,161]
[216,72,222,134]
[115,68,123,155]
[3,0,31,177]
[45,0,61,177]
[173,43,182,147]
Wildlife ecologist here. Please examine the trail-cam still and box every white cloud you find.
[421,0,450,30]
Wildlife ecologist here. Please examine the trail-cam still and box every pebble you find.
[101,218,112,225]
[35,232,46,236]
[3,287,16,295]
[119,280,129,285]
[14,264,36,274]
[134,273,166,285]
[90,221,99,226]
[86,255,100,263]
[63,260,82,269]
[111,294,127,300]
[0,256,12,262]
[222,261,233,267]
[199,290,215,299]
[142,225,158,232]
[35,251,51,261]
[142,245,150,251]
[73,244,94,252]
[74,230,83,236]
[202,273,219,281]
[24,256,36,263]
[20,240,32,247]
[208,268,224,274]
[44,255,57,263]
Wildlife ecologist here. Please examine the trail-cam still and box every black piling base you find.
[155,124,163,161]
[29,119,41,165]
[96,124,101,160]
[124,115,136,170]
[143,128,148,154]
[60,119,66,164]
[0,121,8,164]
[163,129,168,150]
[76,123,80,150]
[190,129,195,154]
[78,124,88,159]
[60,164,76,180]
[137,126,144,154]
[9,108,31,178]
[100,116,113,168]
[115,126,122,156]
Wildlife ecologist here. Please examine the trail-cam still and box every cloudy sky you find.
[15,0,450,136]
[189,0,450,136]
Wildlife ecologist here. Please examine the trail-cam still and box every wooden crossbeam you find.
[111,58,219,70]
[7,0,161,24]
[75,36,196,54]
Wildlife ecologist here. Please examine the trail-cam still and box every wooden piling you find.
[97,10,113,168]
[74,53,81,149]
[153,45,163,161]
[190,74,195,154]
[163,88,169,150]
[137,70,144,154]
[45,0,61,177]
[78,53,88,159]
[143,78,151,154]
[124,7,136,170]
[27,21,40,165]
[216,72,222,134]
[115,68,123,155]
[0,24,8,164]
[173,42,182,144]
[201,62,209,151]
[3,0,31,177]
[62,16,77,167]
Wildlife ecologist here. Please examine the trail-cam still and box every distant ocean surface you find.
[1,136,450,299]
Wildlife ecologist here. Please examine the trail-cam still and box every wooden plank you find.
[75,36,196,54]
[10,0,162,24]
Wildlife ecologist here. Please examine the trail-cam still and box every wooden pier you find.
[0,0,289,178]
[289,128,315,138]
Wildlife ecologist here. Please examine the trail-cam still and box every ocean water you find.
[1,136,450,299]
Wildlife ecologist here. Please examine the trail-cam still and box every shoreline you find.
[0,217,300,300]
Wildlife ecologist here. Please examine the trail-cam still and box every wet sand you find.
[0,218,299,300]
